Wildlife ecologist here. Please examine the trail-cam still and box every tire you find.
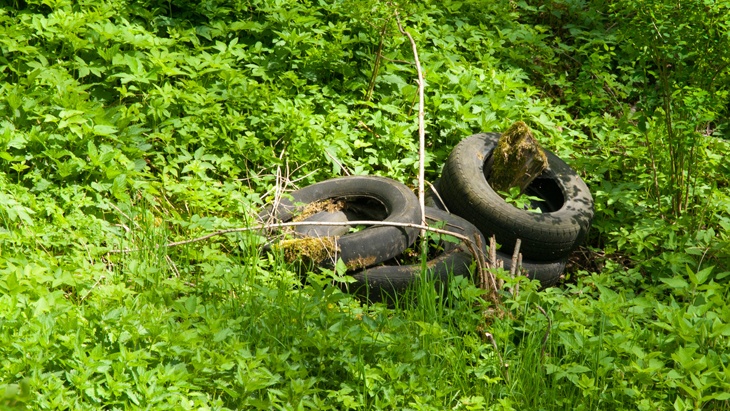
[347,207,479,303]
[439,132,594,261]
[259,176,421,269]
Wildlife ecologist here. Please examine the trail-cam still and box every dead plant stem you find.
[394,9,426,231]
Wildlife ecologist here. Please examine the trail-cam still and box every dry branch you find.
[509,238,522,298]
[107,217,502,305]
[394,9,426,231]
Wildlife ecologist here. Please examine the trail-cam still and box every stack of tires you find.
[260,133,594,302]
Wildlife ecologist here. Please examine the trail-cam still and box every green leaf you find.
[709,392,730,401]
[690,265,714,286]
[93,125,118,136]
[660,277,689,289]
[710,320,730,338]
[34,296,50,316]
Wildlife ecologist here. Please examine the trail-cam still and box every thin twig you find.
[109,202,141,230]
[472,234,500,305]
[108,219,482,258]
[80,275,106,301]
[536,305,551,362]
[107,217,498,305]
[484,332,509,382]
[394,8,426,232]
[509,239,521,297]
[425,181,449,213]
[165,255,181,278]
[267,154,286,226]
[509,239,521,278]
[356,121,383,139]
[514,253,521,298]
[475,233,488,291]
[323,150,352,176]
[366,17,392,102]
[489,236,504,290]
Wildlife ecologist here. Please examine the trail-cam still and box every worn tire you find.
[348,207,479,303]
[440,132,594,261]
[259,176,421,269]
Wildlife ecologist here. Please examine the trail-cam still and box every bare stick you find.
[508,239,521,297]
[323,150,352,176]
[108,203,141,230]
[80,275,106,301]
[165,255,181,278]
[509,239,521,278]
[108,219,481,257]
[475,233,488,291]
[425,181,449,213]
[489,236,504,290]
[514,253,522,298]
[357,121,383,139]
[394,9,426,231]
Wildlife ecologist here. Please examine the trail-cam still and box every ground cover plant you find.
[1,0,729,409]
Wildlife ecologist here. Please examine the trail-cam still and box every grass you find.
[3,199,730,410]
[0,204,566,410]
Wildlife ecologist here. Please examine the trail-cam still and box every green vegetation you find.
[1,0,729,409]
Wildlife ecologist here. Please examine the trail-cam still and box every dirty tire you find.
[440,132,594,261]
[348,207,479,303]
[259,176,421,269]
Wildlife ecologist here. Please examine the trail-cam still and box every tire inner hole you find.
[483,154,565,213]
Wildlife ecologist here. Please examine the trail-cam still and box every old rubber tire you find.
[348,207,480,303]
[440,132,594,261]
[259,176,421,269]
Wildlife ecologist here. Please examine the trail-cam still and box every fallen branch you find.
[106,219,476,258]
[107,218,501,304]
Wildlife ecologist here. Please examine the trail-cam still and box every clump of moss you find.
[277,236,339,264]
[488,121,548,195]
[345,255,377,271]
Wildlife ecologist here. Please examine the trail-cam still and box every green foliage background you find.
[1,0,729,409]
